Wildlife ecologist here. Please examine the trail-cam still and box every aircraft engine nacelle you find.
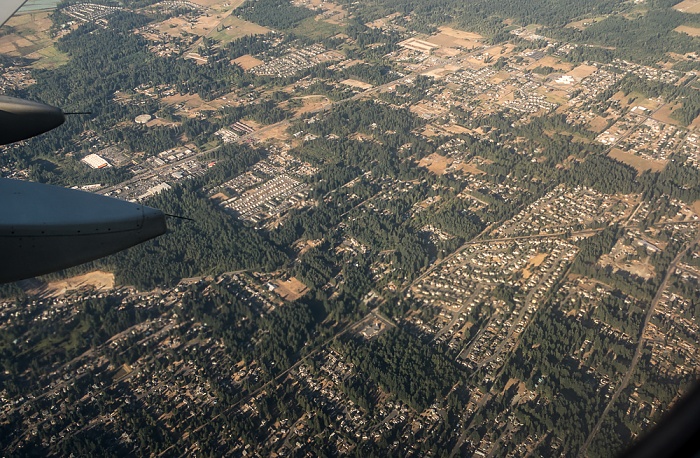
[0,178,167,283]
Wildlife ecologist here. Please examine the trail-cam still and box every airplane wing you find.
[0,0,27,28]
[0,178,167,283]
[0,0,168,284]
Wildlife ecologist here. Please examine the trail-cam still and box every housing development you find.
[1,0,700,456]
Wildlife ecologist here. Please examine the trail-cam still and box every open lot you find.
[162,92,230,115]
[410,100,449,118]
[454,162,485,175]
[233,54,264,70]
[527,55,573,72]
[154,9,268,43]
[588,116,611,133]
[0,11,53,56]
[651,103,684,126]
[27,44,70,69]
[419,153,451,175]
[341,79,374,89]
[252,121,292,143]
[674,0,700,13]
[421,64,461,78]
[537,86,568,104]
[289,95,331,116]
[567,64,598,79]
[36,271,115,298]
[674,25,700,37]
[609,148,667,173]
[274,277,308,301]
[207,15,269,43]
[611,91,662,111]
[692,200,700,216]
[436,26,483,41]
[190,0,237,6]
[291,16,344,40]
[426,27,483,50]
[691,113,700,131]
[566,16,609,30]
[442,124,472,135]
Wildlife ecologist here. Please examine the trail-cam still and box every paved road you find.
[577,233,700,457]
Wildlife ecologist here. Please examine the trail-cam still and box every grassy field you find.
[29,44,70,69]
[290,16,344,40]
[207,15,269,43]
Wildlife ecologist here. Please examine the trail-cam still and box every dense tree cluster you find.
[340,328,464,411]
[235,0,316,30]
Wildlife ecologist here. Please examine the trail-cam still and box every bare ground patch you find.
[692,200,700,216]
[146,118,181,128]
[290,95,331,115]
[609,148,667,173]
[651,103,684,126]
[567,64,598,79]
[419,153,451,175]
[588,116,610,133]
[454,162,485,175]
[190,0,235,6]
[691,113,700,131]
[207,15,269,43]
[675,25,700,37]
[526,55,573,72]
[35,271,115,298]
[421,64,461,78]
[674,0,700,14]
[437,26,483,40]
[252,122,292,143]
[442,124,472,135]
[162,93,209,112]
[425,33,482,50]
[233,54,264,70]
[274,277,308,301]
[211,192,229,203]
[341,78,374,89]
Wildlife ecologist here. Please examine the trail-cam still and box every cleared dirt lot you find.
[341,79,374,89]
[609,148,667,173]
[651,103,684,126]
[588,116,610,133]
[30,271,116,298]
[419,153,451,175]
[567,64,598,79]
[675,25,700,36]
[207,15,269,43]
[426,32,482,50]
[674,0,700,13]
[527,55,573,72]
[233,54,264,70]
[274,277,308,301]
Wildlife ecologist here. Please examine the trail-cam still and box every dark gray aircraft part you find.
[0,178,167,283]
[1,1,167,283]
[0,96,66,145]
